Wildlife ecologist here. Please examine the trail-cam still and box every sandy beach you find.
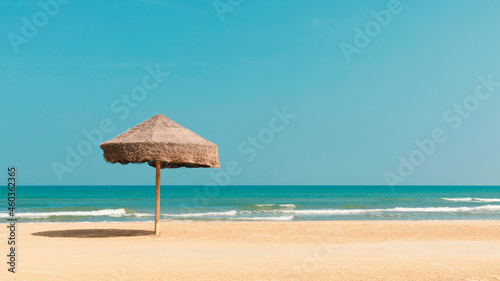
[2,221,500,280]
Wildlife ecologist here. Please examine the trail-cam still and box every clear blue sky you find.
[1,0,500,186]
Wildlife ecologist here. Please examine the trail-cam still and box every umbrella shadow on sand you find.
[31,229,154,238]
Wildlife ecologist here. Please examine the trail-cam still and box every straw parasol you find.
[100,114,219,235]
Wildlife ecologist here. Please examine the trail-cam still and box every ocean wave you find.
[475,198,500,202]
[130,213,154,218]
[163,210,238,218]
[281,209,370,215]
[160,204,500,219]
[442,198,500,203]
[0,208,127,219]
[391,205,500,212]
[233,215,294,221]
[442,197,473,202]
[279,205,500,215]
[254,204,296,208]
[5,203,500,221]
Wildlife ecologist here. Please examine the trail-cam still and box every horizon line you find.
[13,184,500,187]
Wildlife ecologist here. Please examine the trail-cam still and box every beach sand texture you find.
[2,221,500,280]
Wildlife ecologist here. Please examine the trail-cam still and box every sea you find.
[3,185,500,222]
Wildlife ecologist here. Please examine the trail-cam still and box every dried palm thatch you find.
[99,114,219,235]
[100,114,220,169]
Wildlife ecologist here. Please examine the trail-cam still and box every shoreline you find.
[2,220,500,280]
[10,218,500,221]
[5,219,500,222]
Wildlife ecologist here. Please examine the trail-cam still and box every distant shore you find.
[2,221,500,280]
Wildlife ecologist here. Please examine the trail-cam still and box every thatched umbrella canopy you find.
[100,114,219,235]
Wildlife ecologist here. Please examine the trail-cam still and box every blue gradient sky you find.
[1,0,500,186]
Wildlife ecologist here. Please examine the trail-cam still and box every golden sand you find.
[2,221,500,280]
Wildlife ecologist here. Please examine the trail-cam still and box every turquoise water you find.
[3,185,500,222]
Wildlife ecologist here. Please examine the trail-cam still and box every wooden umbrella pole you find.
[154,160,161,235]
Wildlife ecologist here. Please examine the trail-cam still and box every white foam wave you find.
[442,198,500,203]
[234,215,294,221]
[475,198,500,202]
[131,213,154,218]
[442,197,473,202]
[164,210,238,218]
[280,205,500,215]
[0,209,127,219]
[255,204,296,208]
[281,209,371,215]
[392,205,500,212]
